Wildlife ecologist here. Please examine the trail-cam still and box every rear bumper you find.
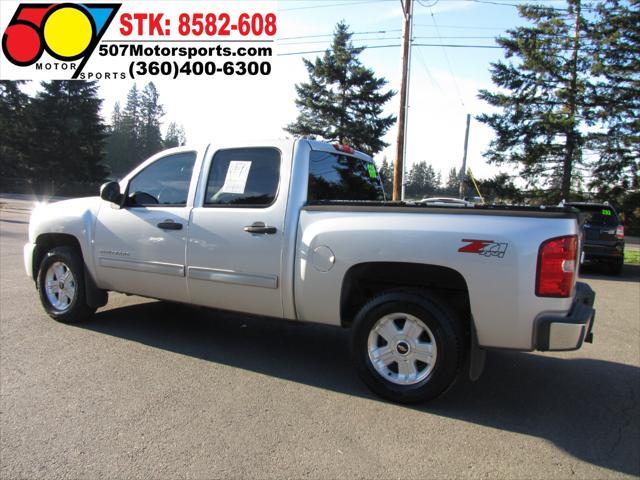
[535,282,596,351]
[583,242,624,261]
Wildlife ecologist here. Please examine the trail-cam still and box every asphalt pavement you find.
[1,200,639,479]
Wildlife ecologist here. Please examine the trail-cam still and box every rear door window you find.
[205,147,281,207]
[308,151,385,202]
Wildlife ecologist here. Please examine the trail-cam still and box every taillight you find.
[536,235,578,298]
[615,225,624,240]
[333,144,354,154]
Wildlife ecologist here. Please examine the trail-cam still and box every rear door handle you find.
[244,222,277,234]
[157,221,183,230]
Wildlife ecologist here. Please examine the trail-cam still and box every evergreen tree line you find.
[288,7,637,205]
[0,81,107,190]
[478,0,638,202]
[0,80,185,195]
[377,159,522,203]
[378,159,443,199]
[106,82,186,178]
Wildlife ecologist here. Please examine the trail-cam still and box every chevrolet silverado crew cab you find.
[24,139,596,403]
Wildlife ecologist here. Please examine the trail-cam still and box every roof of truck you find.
[304,139,372,162]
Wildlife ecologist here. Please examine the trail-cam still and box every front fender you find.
[29,197,102,278]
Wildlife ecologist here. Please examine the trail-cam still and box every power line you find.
[279,25,516,43]
[280,38,401,46]
[415,43,501,48]
[279,29,402,41]
[413,24,510,29]
[466,0,601,11]
[278,0,609,12]
[279,44,400,56]
[280,35,499,46]
[278,43,502,56]
[412,44,454,107]
[277,42,608,56]
[279,0,390,11]
[428,7,466,107]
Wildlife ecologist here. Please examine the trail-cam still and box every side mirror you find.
[100,181,123,205]
[130,191,159,206]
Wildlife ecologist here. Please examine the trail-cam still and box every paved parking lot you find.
[1,201,639,479]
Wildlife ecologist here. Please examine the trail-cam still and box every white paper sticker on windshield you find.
[220,161,251,194]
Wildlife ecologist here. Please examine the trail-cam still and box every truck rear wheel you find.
[37,246,96,323]
[351,290,463,403]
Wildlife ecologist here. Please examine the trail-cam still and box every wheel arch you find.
[33,233,107,308]
[33,233,83,279]
[340,262,471,331]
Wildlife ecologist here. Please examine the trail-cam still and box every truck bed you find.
[304,201,579,219]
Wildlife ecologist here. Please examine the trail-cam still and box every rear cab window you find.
[308,150,385,202]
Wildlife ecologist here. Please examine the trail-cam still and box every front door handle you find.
[157,220,182,230]
[244,222,277,234]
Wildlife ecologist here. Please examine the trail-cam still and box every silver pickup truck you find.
[24,138,596,403]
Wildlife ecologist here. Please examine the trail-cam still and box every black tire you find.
[609,259,624,276]
[37,246,96,323]
[351,290,463,404]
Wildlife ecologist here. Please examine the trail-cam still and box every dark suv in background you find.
[567,202,625,274]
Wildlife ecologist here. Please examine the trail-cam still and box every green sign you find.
[602,209,612,216]
[367,163,377,179]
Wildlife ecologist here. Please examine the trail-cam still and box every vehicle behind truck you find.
[24,138,596,403]
[567,202,625,275]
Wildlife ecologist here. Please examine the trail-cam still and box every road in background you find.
[1,200,639,479]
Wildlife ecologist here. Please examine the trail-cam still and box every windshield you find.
[307,150,385,202]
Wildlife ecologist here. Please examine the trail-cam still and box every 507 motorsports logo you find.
[2,2,120,78]
[1,1,276,81]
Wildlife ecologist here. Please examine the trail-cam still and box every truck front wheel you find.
[351,291,463,403]
[37,246,96,323]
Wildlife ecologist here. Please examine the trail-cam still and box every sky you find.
[21,0,546,181]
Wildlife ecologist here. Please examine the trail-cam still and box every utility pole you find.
[459,113,471,199]
[392,0,414,201]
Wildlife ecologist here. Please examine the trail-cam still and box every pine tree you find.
[105,102,129,177]
[106,82,178,175]
[444,167,460,196]
[471,173,524,204]
[588,0,639,194]
[406,161,439,198]
[0,81,32,181]
[163,122,186,148]
[29,81,107,184]
[139,82,165,159]
[119,83,142,171]
[285,21,396,155]
[477,0,590,201]
[377,157,393,195]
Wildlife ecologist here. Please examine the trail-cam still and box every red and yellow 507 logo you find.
[2,2,120,71]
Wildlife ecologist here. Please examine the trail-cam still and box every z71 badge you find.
[458,239,508,258]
